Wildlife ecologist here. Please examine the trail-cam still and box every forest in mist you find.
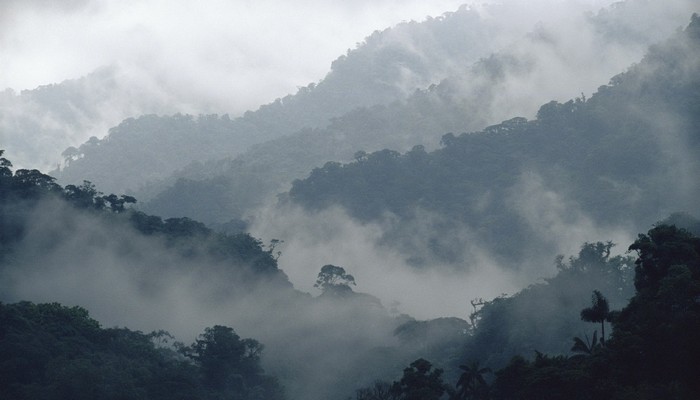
[2,1,700,399]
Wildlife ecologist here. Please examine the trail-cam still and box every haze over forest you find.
[2,1,700,400]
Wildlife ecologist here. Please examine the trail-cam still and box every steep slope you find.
[53,1,697,201]
[0,150,464,400]
[0,66,181,172]
[49,6,506,195]
[285,14,700,268]
[141,0,698,225]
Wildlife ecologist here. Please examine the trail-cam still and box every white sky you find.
[0,0,471,108]
[6,0,692,174]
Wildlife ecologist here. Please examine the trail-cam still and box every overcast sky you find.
[0,0,475,108]
[5,0,692,172]
[0,1,624,112]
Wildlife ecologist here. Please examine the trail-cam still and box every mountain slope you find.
[0,150,459,400]
[49,6,507,195]
[140,1,698,225]
[52,1,697,201]
[286,14,700,267]
[0,66,182,172]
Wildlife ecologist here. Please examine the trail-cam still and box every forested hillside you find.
[0,302,285,400]
[139,1,697,226]
[138,81,495,224]
[0,150,450,400]
[50,6,504,196]
[287,14,700,267]
[3,2,700,400]
[0,66,184,172]
[3,145,700,398]
[52,1,693,208]
[355,224,700,399]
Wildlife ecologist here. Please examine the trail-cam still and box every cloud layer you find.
[1,0,467,108]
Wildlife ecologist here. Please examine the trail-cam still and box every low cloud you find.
[0,199,407,400]
[249,203,524,320]
[0,0,467,99]
[507,171,635,269]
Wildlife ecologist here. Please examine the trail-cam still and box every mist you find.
[1,184,638,399]
[1,0,467,100]
[248,194,635,321]
[2,2,699,399]
[5,0,696,172]
[4,193,632,399]
[0,198,409,400]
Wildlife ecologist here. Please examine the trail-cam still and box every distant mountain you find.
[140,1,697,225]
[50,6,505,195]
[0,150,468,400]
[0,66,182,172]
[285,14,700,267]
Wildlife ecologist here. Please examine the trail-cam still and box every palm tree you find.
[580,290,610,344]
[455,361,491,400]
[571,330,600,357]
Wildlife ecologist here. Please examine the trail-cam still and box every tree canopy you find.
[314,264,356,295]
[0,301,284,400]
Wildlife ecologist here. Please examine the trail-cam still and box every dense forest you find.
[0,150,452,399]
[48,5,497,196]
[49,1,692,216]
[122,3,699,243]
[0,301,285,400]
[3,2,700,400]
[2,147,700,398]
[287,14,700,267]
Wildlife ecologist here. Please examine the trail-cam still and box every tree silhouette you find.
[580,290,610,344]
[455,361,491,399]
[182,325,263,390]
[314,264,356,293]
[391,358,451,400]
[355,380,397,400]
[570,330,600,357]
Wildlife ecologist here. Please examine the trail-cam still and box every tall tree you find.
[314,264,356,294]
[455,361,491,400]
[391,358,451,400]
[580,290,611,344]
[182,325,263,390]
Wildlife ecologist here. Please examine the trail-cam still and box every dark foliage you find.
[391,358,453,400]
[289,15,700,266]
[488,224,700,399]
[0,150,287,281]
[361,224,700,400]
[459,241,634,369]
[0,301,284,400]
